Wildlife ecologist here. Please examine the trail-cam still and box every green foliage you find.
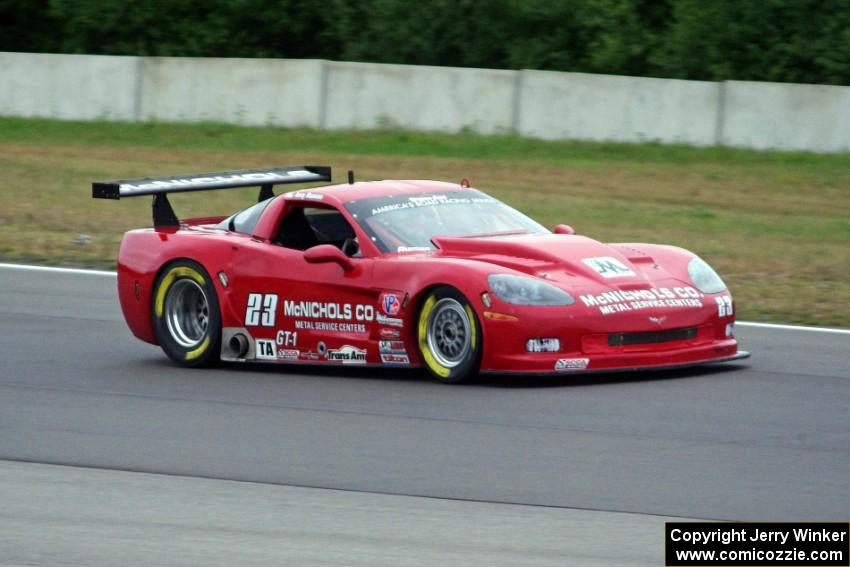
[46,0,349,58]
[0,0,58,52]
[3,0,848,85]
[339,0,513,68]
[656,0,850,84]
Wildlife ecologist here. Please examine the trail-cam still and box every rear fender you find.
[117,230,232,344]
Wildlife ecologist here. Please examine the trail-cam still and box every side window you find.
[217,198,273,234]
[275,206,360,256]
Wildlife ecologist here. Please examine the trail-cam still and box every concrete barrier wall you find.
[0,52,138,121]
[1,52,847,152]
[323,61,516,134]
[517,71,720,146]
[139,57,324,127]
[720,81,850,152]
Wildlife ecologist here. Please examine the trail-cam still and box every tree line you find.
[2,0,848,85]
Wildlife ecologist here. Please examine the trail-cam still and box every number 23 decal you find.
[245,293,278,326]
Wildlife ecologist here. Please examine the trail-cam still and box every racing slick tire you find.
[417,286,482,384]
[152,260,221,367]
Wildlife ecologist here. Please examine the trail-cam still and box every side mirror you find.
[304,244,356,272]
[553,224,576,235]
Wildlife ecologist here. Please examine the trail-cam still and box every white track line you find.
[1,262,848,335]
[0,262,116,277]
[735,321,850,336]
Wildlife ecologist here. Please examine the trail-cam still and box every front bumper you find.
[479,309,746,374]
[481,346,750,376]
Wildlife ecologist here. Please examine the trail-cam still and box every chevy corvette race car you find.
[93,165,748,383]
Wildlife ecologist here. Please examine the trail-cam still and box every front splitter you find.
[481,350,751,377]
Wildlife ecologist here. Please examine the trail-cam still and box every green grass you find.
[3,116,849,169]
[1,117,848,327]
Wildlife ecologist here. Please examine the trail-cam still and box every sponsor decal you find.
[245,293,278,327]
[275,330,298,347]
[554,358,590,371]
[277,348,300,360]
[715,295,733,317]
[582,257,636,279]
[376,313,404,327]
[283,300,374,322]
[248,296,378,331]
[326,345,367,364]
[294,320,367,334]
[289,191,324,201]
[379,340,407,354]
[381,353,410,365]
[371,194,495,216]
[397,246,432,254]
[579,287,704,315]
[379,328,400,339]
[121,170,312,192]
[255,339,276,360]
[526,338,560,353]
[381,293,401,316]
[300,351,321,360]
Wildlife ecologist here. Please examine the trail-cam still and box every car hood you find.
[431,234,688,288]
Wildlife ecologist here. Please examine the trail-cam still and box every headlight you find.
[487,274,575,306]
[688,256,727,294]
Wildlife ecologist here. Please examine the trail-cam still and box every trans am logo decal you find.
[326,345,367,364]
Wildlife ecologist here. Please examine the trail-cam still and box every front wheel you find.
[417,286,482,383]
[152,260,221,367]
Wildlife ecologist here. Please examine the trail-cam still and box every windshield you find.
[345,190,548,253]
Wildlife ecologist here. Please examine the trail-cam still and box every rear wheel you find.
[417,286,481,383]
[153,260,221,367]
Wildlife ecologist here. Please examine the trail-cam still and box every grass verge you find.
[1,117,848,326]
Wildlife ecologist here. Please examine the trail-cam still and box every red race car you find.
[94,165,748,383]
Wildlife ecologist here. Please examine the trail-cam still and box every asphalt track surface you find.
[1,266,848,522]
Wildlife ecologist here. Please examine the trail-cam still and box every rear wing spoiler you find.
[93,165,331,227]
